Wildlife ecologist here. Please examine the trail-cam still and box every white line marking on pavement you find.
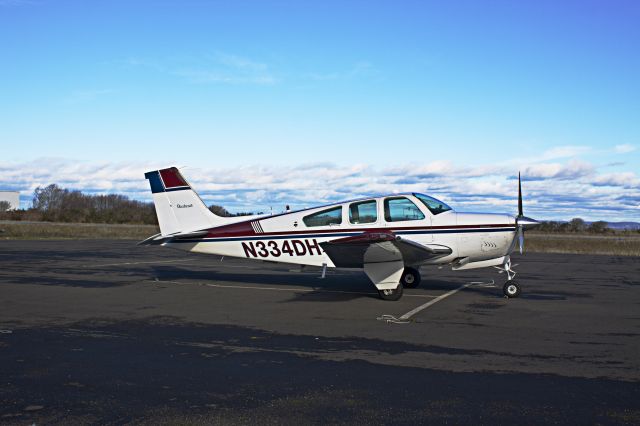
[378,283,473,323]
[147,279,439,299]
[397,283,472,320]
[85,259,195,268]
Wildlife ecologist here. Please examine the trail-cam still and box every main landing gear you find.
[376,267,420,301]
[378,284,403,301]
[401,267,421,289]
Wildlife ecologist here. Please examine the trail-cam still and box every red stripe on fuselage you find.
[205,220,257,238]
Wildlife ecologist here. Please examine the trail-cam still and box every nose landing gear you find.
[494,257,522,298]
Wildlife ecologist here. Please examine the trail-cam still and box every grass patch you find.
[526,232,640,257]
[1,221,639,256]
[0,221,159,240]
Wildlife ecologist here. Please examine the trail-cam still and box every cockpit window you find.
[384,197,425,222]
[413,193,452,215]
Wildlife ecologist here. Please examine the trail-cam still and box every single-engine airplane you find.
[141,167,539,301]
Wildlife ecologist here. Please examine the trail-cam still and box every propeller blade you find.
[513,172,538,255]
[518,226,524,254]
[518,171,523,217]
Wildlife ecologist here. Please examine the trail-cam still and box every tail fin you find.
[145,167,226,235]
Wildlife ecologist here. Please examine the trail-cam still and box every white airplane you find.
[141,167,539,301]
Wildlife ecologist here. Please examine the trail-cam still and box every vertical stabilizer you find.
[144,167,225,235]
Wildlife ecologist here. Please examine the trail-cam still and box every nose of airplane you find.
[516,215,539,230]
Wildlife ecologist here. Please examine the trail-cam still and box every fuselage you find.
[166,193,517,269]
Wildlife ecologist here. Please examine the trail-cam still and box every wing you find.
[320,232,451,268]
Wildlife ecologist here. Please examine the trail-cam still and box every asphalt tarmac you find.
[0,240,639,424]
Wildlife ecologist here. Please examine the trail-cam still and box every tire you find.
[378,284,404,301]
[401,267,421,289]
[503,280,521,298]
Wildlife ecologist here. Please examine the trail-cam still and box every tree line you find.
[0,184,254,225]
[535,218,612,234]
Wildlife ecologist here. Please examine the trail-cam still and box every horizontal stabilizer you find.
[138,230,209,246]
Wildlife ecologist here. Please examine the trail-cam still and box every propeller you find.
[515,172,539,254]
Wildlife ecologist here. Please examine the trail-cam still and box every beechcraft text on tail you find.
[140,167,539,301]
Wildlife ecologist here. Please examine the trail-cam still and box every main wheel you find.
[401,267,421,289]
[503,280,521,298]
[378,284,404,301]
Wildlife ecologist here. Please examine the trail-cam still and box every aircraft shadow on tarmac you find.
[6,274,129,289]
[149,265,596,302]
[150,265,472,302]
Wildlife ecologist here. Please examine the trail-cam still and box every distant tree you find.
[30,184,157,224]
[588,221,609,234]
[0,200,10,212]
[537,221,561,233]
[33,184,68,216]
[207,205,263,217]
[568,218,586,233]
[209,205,233,217]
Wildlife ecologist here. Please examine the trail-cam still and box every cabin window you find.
[414,193,452,215]
[384,197,425,222]
[349,200,377,224]
[303,206,342,227]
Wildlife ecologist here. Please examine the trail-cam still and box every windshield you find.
[413,193,452,215]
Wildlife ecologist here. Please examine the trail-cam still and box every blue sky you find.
[0,0,639,220]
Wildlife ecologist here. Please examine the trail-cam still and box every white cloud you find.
[592,172,640,188]
[522,159,594,180]
[505,144,592,170]
[540,145,591,160]
[614,144,636,154]
[1,158,639,221]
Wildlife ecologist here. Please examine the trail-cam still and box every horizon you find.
[1,1,638,221]
[0,160,640,224]
[3,179,640,225]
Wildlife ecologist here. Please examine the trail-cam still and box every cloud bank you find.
[1,158,638,221]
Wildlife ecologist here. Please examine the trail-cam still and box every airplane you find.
[140,167,539,301]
